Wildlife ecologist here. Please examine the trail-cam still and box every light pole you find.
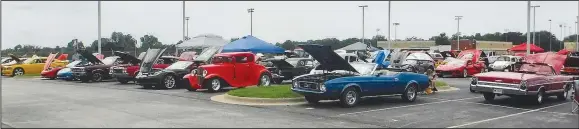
[388,1,392,50]
[576,20,578,51]
[526,1,531,55]
[376,28,380,37]
[505,29,510,42]
[393,23,400,41]
[560,24,564,50]
[98,1,101,54]
[549,19,553,51]
[455,16,463,51]
[185,17,190,39]
[177,0,185,56]
[248,8,254,36]
[359,5,368,48]
[531,5,540,45]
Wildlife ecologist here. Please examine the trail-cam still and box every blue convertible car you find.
[291,44,430,107]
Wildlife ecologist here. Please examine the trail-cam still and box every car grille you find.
[477,81,520,88]
[71,67,85,73]
[295,81,319,90]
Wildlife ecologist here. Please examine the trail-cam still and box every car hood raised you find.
[9,55,22,63]
[114,51,141,65]
[139,48,167,73]
[298,44,358,73]
[78,50,103,64]
[474,72,543,83]
[267,59,294,68]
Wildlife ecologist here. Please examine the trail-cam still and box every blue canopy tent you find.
[222,35,285,54]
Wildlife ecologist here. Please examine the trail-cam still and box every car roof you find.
[214,52,254,57]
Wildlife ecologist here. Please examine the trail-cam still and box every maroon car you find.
[470,62,575,104]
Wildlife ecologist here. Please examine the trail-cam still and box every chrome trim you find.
[477,81,519,87]
[474,84,523,91]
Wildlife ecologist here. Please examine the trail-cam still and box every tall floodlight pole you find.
[531,5,540,45]
[393,23,400,41]
[186,17,190,38]
[505,29,510,42]
[248,8,254,36]
[576,20,578,51]
[177,0,185,56]
[560,24,564,50]
[549,19,553,51]
[388,1,392,50]
[526,1,531,55]
[98,1,102,54]
[359,5,368,48]
[455,16,463,51]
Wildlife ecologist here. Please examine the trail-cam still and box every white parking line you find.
[425,97,576,116]
[333,97,479,117]
[446,102,569,128]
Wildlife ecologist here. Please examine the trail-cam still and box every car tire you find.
[483,93,495,101]
[162,75,177,89]
[118,79,129,84]
[91,72,103,82]
[339,87,360,108]
[534,89,545,105]
[462,69,468,78]
[401,84,418,102]
[504,66,511,72]
[12,68,25,77]
[257,73,272,87]
[557,84,570,101]
[206,78,222,92]
[304,96,320,104]
[469,86,476,93]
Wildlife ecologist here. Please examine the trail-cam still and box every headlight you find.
[471,77,478,85]
[202,70,208,77]
[319,83,326,92]
[4,67,12,70]
[191,69,198,75]
[292,81,298,88]
[519,80,527,90]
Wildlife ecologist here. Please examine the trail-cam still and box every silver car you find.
[488,55,522,72]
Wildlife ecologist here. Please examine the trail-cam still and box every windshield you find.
[23,58,38,64]
[166,61,193,69]
[195,47,220,61]
[101,57,118,65]
[517,64,554,75]
[459,53,474,60]
[351,63,376,75]
[496,56,511,61]
[285,58,301,66]
[66,61,82,67]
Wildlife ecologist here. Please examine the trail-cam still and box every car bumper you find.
[291,87,337,99]
[470,84,537,96]
[2,70,13,76]
[112,73,134,80]
[135,75,161,85]
[57,73,74,80]
[41,71,57,78]
[436,70,461,77]
[185,74,203,89]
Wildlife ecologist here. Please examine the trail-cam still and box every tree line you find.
[2,31,578,58]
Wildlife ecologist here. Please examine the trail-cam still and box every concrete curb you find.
[436,86,460,92]
[211,94,307,106]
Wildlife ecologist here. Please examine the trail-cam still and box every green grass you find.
[434,80,450,90]
[227,85,303,98]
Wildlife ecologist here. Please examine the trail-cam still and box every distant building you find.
[378,40,512,55]
[377,41,435,51]
[564,42,578,51]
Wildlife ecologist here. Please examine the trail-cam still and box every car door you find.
[233,55,251,86]
[373,71,397,95]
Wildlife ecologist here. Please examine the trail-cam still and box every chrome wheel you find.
[260,75,271,86]
[211,79,221,91]
[13,68,24,76]
[407,86,416,100]
[537,91,544,104]
[345,91,357,105]
[503,68,509,72]
[92,72,102,82]
[164,76,176,89]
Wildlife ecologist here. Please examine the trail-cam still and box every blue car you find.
[57,60,84,81]
[291,44,430,107]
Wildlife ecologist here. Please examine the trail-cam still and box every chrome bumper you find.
[471,84,537,95]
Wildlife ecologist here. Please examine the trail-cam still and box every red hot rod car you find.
[470,52,575,104]
[184,52,272,92]
[435,49,488,78]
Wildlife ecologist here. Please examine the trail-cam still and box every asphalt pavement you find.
[1,77,578,128]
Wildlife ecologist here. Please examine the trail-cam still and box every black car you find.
[265,58,315,84]
[134,47,222,89]
[70,50,125,82]
[388,51,435,74]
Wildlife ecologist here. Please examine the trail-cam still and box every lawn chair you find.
[572,80,579,113]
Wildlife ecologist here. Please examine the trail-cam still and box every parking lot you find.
[2,77,578,128]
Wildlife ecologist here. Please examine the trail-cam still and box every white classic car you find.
[488,55,522,72]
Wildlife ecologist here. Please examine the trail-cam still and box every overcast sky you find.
[2,1,578,49]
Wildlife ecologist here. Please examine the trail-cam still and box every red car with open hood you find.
[40,53,69,79]
[435,49,488,78]
[183,52,272,92]
[470,52,575,104]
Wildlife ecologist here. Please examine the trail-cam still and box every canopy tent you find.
[338,42,379,51]
[222,35,285,54]
[178,34,229,49]
[508,43,544,53]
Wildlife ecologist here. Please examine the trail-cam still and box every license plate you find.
[493,89,503,94]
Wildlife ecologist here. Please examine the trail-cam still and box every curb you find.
[211,94,307,106]
[436,86,460,92]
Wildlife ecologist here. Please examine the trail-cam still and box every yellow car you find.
[2,55,68,77]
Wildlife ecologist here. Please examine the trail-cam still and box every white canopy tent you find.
[178,34,229,50]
